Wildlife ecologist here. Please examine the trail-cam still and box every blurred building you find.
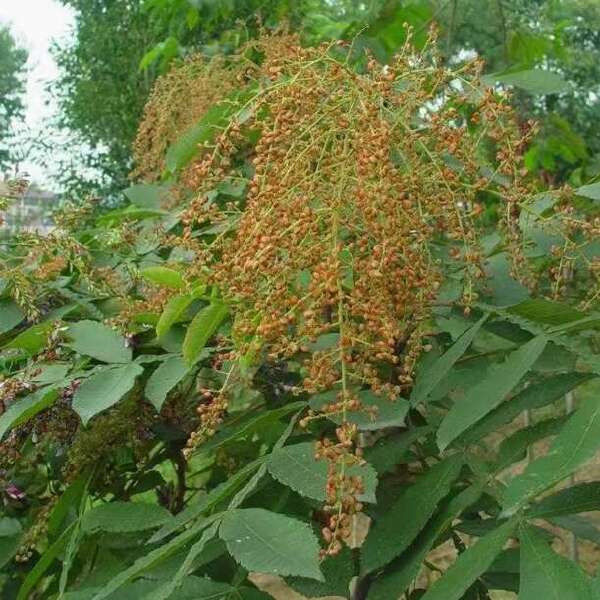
[0,180,56,237]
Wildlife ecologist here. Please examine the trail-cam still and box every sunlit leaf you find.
[140,266,185,290]
[182,302,228,365]
[437,335,547,450]
[145,355,189,411]
[72,363,143,425]
[66,320,131,364]
[156,294,193,339]
[219,508,323,581]
[519,526,592,600]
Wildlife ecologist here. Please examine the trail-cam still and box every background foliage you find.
[0,27,27,174]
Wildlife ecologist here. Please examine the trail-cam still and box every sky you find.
[0,0,74,187]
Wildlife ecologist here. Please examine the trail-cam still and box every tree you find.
[0,26,28,174]
[442,0,600,181]
[51,0,164,197]
[1,33,599,598]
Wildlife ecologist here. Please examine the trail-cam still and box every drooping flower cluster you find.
[167,33,534,400]
[132,53,246,183]
[135,31,537,551]
[315,422,366,556]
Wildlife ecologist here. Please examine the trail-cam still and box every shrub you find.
[1,31,599,599]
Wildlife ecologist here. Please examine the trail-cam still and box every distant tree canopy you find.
[0,26,28,174]
[51,0,600,196]
[50,0,164,197]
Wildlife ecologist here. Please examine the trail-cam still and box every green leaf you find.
[519,526,592,600]
[487,69,569,95]
[365,426,432,474]
[152,408,302,548]
[0,298,24,334]
[82,502,172,535]
[0,535,20,570]
[182,302,228,365]
[437,335,548,450]
[494,416,567,471]
[227,408,304,510]
[502,392,600,514]
[550,515,600,546]
[458,372,594,446]
[149,521,220,600]
[149,459,265,544]
[31,363,70,384]
[65,577,241,600]
[144,576,245,600]
[287,546,353,598]
[91,515,221,600]
[575,182,600,201]
[368,483,484,599]
[307,332,340,351]
[156,294,193,339]
[72,363,143,425]
[528,482,600,519]
[0,387,59,440]
[593,576,600,598]
[484,253,530,305]
[507,298,586,325]
[48,476,88,537]
[219,508,323,581]
[97,205,166,226]
[17,522,76,600]
[140,266,185,290]
[410,314,487,405]
[201,403,306,455]
[59,477,89,596]
[145,355,189,411]
[548,314,600,334]
[0,518,21,569]
[361,455,463,573]
[66,320,131,364]
[420,519,517,600]
[7,320,53,354]
[0,517,21,537]
[267,442,378,503]
[124,183,169,210]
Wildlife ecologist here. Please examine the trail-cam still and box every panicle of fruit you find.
[134,30,537,551]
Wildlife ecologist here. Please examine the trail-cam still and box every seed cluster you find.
[184,387,229,460]
[132,31,540,550]
[315,422,365,556]
[533,191,600,308]
[132,54,245,183]
[167,34,535,401]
